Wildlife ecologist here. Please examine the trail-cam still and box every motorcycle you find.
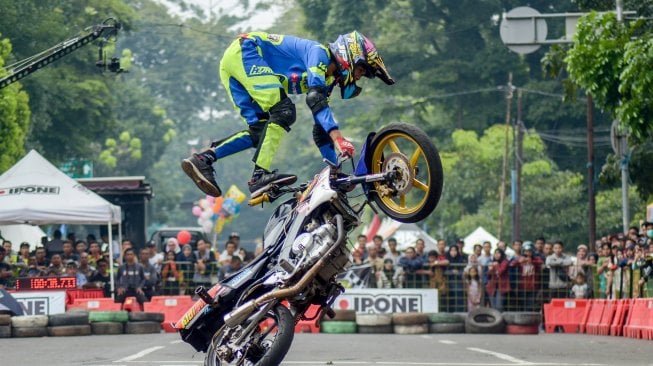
[174,122,443,365]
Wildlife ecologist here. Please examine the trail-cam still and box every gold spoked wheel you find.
[368,123,443,223]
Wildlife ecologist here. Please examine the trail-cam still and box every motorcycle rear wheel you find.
[204,304,294,366]
[367,123,443,223]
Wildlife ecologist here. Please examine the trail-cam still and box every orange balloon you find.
[177,230,191,245]
[212,196,224,214]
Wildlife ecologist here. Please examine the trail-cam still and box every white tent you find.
[463,226,500,254]
[0,150,121,296]
[365,217,438,251]
[0,224,46,252]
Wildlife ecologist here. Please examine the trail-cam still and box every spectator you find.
[478,241,492,267]
[46,254,66,276]
[218,255,242,281]
[436,239,447,258]
[352,249,365,265]
[3,241,15,264]
[398,246,424,287]
[423,250,447,298]
[455,239,468,260]
[87,241,103,267]
[166,238,181,256]
[194,239,217,289]
[61,240,79,264]
[569,244,590,281]
[219,241,239,265]
[635,245,653,297]
[546,241,573,300]
[507,240,524,310]
[161,251,182,295]
[464,253,482,278]
[78,252,96,279]
[65,261,87,289]
[597,243,613,299]
[86,259,112,297]
[465,265,482,311]
[24,258,43,278]
[354,234,367,257]
[515,243,543,311]
[445,245,466,312]
[0,248,12,288]
[372,235,383,252]
[366,246,384,276]
[228,232,241,249]
[534,237,546,260]
[472,244,482,261]
[34,247,49,271]
[45,229,65,258]
[115,248,147,306]
[376,258,403,288]
[75,240,88,256]
[571,272,589,299]
[139,248,159,300]
[384,237,401,265]
[415,238,427,261]
[486,248,509,312]
[117,239,133,265]
[177,244,197,294]
[16,242,31,265]
[239,248,254,264]
[147,240,165,273]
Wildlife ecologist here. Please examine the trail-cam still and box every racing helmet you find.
[328,31,395,99]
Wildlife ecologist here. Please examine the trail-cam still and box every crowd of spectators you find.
[0,230,260,307]
[349,223,653,312]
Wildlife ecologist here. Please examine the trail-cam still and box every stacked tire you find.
[356,313,393,334]
[0,314,12,338]
[465,307,506,334]
[89,311,129,335]
[320,310,357,334]
[124,312,163,334]
[502,312,541,335]
[48,312,91,337]
[392,313,429,335]
[427,313,465,334]
[11,315,48,337]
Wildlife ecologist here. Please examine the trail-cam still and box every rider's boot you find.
[248,166,297,197]
[181,149,222,197]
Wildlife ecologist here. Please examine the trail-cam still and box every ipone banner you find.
[12,291,66,315]
[334,288,438,314]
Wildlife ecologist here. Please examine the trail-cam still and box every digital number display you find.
[15,277,77,291]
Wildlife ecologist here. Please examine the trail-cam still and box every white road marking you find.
[466,347,532,364]
[169,340,184,344]
[439,339,457,345]
[115,346,166,362]
[282,363,606,366]
[420,335,433,339]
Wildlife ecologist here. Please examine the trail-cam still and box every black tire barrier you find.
[12,326,48,338]
[357,324,394,334]
[502,312,542,326]
[91,322,124,335]
[128,312,165,323]
[89,311,129,323]
[124,321,161,334]
[394,324,429,334]
[427,313,465,324]
[505,324,540,335]
[330,310,357,322]
[11,315,48,328]
[0,314,11,326]
[429,322,466,334]
[392,313,429,326]
[0,325,11,338]
[48,312,90,327]
[320,321,358,334]
[465,307,506,334]
[47,325,92,337]
[356,314,393,326]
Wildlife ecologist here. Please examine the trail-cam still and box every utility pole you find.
[587,96,596,247]
[616,0,629,233]
[499,73,513,241]
[514,89,523,242]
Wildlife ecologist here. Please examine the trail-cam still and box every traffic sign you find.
[500,6,548,54]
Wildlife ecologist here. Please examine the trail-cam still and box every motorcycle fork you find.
[233,301,276,345]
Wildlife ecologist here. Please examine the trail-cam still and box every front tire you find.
[205,304,294,366]
[367,123,443,223]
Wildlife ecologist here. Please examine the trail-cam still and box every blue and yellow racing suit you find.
[215,32,339,170]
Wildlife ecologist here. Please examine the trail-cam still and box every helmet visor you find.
[340,82,362,99]
[367,54,395,85]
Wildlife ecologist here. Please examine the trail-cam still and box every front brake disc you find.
[381,152,414,196]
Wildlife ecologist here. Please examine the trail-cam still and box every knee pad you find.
[248,122,266,147]
[268,96,296,132]
[312,124,332,147]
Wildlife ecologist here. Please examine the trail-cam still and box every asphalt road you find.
[2,332,652,366]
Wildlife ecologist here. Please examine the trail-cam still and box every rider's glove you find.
[334,136,355,157]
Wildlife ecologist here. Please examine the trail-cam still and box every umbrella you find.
[0,288,25,316]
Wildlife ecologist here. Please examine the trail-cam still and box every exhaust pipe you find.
[223,214,345,327]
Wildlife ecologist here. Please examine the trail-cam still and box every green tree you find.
[0,34,30,173]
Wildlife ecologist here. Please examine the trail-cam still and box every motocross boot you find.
[181,150,222,197]
[248,167,297,197]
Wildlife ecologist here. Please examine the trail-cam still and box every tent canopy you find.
[463,226,499,254]
[0,150,121,225]
[364,217,438,251]
[0,224,47,251]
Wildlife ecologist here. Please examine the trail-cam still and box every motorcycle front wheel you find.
[204,304,294,366]
[366,123,443,223]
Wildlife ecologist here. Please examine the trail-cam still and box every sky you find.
[156,0,284,30]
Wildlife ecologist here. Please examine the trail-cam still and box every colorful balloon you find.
[191,205,202,217]
[177,230,191,245]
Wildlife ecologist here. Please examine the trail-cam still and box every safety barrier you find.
[65,289,105,305]
[144,295,195,333]
[67,297,122,311]
[544,298,653,340]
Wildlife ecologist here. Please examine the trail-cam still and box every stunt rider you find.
[182,31,394,197]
